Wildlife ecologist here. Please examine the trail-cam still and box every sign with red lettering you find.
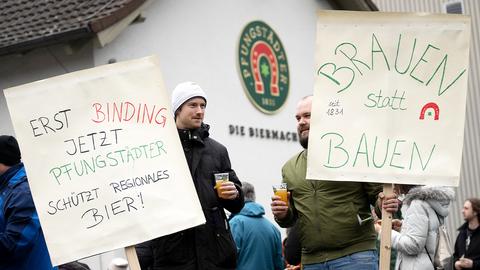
[4,56,205,265]
[308,11,471,186]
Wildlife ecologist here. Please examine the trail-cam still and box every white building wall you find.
[0,43,94,134]
[373,0,480,244]
[93,0,331,234]
[0,1,332,269]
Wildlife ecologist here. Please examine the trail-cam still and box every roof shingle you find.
[0,0,146,56]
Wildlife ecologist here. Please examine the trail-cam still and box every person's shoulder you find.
[6,175,30,194]
[407,199,431,214]
[3,180,34,208]
[408,198,428,206]
[204,136,223,146]
[267,219,281,232]
[204,136,228,151]
[282,150,306,168]
[199,124,228,149]
[229,214,246,225]
[457,222,468,231]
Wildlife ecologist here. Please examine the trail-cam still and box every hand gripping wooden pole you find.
[125,246,141,270]
[379,183,393,270]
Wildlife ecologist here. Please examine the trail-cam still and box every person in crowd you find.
[376,185,454,270]
[283,222,301,270]
[58,261,91,270]
[454,198,480,269]
[229,181,283,270]
[136,82,244,270]
[108,258,128,270]
[0,135,56,270]
[270,95,399,270]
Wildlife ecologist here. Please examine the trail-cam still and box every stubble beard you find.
[299,134,308,149]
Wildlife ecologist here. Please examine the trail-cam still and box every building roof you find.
[0,0,146,56]
[0,0,377,57]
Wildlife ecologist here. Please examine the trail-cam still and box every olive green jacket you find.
[276,150,382,264]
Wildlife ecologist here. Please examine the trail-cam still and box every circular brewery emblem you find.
[238,21,289,114]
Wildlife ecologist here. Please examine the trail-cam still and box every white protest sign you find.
[4,56,205,266]
[308,11,471,186]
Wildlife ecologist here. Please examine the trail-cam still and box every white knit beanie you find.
[171,81,207,114]
[108,257,128,270]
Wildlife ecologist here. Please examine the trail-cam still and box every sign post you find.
[379,184,393,269]
[125,246,141,270]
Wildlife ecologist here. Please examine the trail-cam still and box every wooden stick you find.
[379,183,393,270]
[125,245,141,270]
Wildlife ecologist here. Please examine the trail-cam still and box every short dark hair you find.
[241,181,256,202]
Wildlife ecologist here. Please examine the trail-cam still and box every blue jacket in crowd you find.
[229,201,284,270]
[0,163,56,270]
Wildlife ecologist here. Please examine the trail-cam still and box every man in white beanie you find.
[136,82,244,270]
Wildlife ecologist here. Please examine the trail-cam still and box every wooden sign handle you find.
[379,183,393,270]
[125,245,141,270]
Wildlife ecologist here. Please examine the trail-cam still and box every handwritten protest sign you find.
[308,11,471,187]
[4,56,205,266]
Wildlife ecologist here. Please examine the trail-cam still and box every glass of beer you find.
[214,173,229,197]
[273,183,288,205]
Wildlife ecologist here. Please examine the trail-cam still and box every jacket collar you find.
[177,123,210,144]
[458,221,480,233]
[0,163,24,188]
[177,123,210,177]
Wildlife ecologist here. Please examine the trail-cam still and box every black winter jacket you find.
[454,222,480,269]
[136,124,244,270]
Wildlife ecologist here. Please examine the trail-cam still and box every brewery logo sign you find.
[238,21,289,114]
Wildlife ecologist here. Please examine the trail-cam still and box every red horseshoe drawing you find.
[419,102,440,120]
[251,41,279,96]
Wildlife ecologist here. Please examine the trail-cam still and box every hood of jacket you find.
[402,186,455,217]
[0,162,24,188]
[178,123,210,149]
[178,123,210,138]
[238,201,265,217]
[177,123,210,151]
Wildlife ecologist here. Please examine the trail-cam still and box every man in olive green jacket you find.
[271,96,398,270]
